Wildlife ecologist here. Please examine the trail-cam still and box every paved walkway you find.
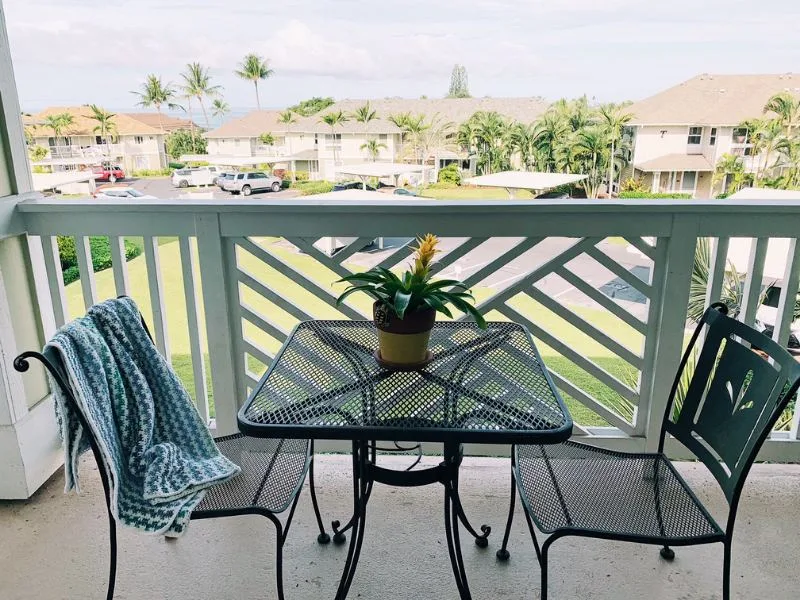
[1,454,798,599]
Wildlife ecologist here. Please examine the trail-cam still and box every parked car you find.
[535,191,570,199]
[171,166,220,188]
[223,172,282,195]
[333,181,376,191]
[216,172,236,189]
[93,185,157,200]
[91,164,125,183]
[393,188,418,196]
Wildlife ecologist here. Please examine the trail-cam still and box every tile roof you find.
[636,153,714,172]
[629,73,800,126]
[30,106,162,136]
[124,112,199,132]
[205,97,550,139]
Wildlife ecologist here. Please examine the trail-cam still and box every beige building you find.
[204,97,550,180]
[27,106,177,172]
[628,73,800,198]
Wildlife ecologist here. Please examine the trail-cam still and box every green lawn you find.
[419,186,535,200]
[65,238,641,427]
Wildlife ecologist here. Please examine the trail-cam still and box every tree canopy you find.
[447,64,470,98]
[289,96,335,117]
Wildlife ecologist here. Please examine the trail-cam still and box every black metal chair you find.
[14,315,330,600]
[496,303,800,600]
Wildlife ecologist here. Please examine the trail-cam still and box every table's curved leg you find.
[443,469,473,599]
[449,445,492,548]
[334,440,370,600]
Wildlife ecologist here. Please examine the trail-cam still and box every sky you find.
[5,0,800,116]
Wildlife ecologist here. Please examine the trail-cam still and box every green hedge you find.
[293,181,334,195]
[132,168,172,177]
[57,236,142,285]
[437,163,462,185]
[619,191,692,199]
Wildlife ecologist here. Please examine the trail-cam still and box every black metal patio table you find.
[238,320,573,600]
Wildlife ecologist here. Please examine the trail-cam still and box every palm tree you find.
[388,112,411,163]
[211,98,230,119]
[259,132,276,147]
[775,136,800,187]
[509,122,539,171]
[180,62,221,129]
[43,112,74,147]
[360,139,387,161]
[532,111,568,172]
[713,153,747,195]
[235,53,274,110]
[471,111,510,174]
[418,113,455,166]
[87,105,118,148]
[573,126,611,198]
[351,102,377,142]
[279,110,297,179]
[319,110,349,165]
[599,103,633,196]
[688,238,745,323]
[131,74,180,133]
[401,113,430,164]
[764,91,800,137]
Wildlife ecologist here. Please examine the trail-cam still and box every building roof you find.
[337,162,429,178]
[30,106,162,136]
[629,73,800,126]
[205,97,551,139]
[463,171,586,190]
[636,153,714,172]
[124,112,199,132]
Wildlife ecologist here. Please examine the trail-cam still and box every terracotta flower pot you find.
[373,301,435,366]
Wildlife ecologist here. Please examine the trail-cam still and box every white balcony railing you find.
[16,197,800,460]
[48,144,123,160]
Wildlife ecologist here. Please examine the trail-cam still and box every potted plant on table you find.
[336,234,486,368]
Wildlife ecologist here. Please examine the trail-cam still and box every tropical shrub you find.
[285,170,309,182]
[425,181,459,190]
[620,177,647,193]
[294,181,334,195]
[619,191,692,199]
[437,163,462,185]
[132,168,172,177]
[57,236,141,285]
[165,130,207,159]
[28,145,49,162]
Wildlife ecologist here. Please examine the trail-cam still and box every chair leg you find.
[496,460,516,562]
[308,449,330,544]
[274,523,286,600]
[540,537,552,600]
[722,540,732,600]
[660,545,675,561]
[106,513,117,600]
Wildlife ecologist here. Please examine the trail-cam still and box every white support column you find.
[642,215,699,452]
[740,237,768,327]
[195,214,240,435]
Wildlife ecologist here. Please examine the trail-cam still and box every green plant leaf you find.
[336,285,382,305]
[394,289,412,318]
[423,295,453,318]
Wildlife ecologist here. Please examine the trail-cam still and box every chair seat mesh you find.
[516,442,723,541]
[194,434,310,515]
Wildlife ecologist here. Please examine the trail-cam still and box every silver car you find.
[223,171,282,196]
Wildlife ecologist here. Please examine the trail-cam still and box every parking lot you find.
[115,176,301,200]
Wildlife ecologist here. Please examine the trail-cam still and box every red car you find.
[92,164,125,183]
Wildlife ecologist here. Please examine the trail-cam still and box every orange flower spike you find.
[412,233,440,279]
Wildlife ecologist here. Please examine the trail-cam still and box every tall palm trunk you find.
[198,96,210,129]
[254,81,261,110]
[607,139,615,197]
[186,97,196,153]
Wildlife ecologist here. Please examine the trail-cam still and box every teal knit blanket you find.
[47,297,240,536]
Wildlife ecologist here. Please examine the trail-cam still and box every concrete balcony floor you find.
[1,453,798,599]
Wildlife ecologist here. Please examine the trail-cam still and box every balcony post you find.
[641,215,698,452]
[195,213,241,435]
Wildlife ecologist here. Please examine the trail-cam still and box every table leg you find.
[442,443,473,600]
[334,440,370,600]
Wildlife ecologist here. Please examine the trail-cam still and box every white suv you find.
[223,171,282,195]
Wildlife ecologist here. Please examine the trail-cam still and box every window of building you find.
[687,127,702,145]
[378,134,388,141]
[95,136,103,145]
[732,127,749,144]
[709,127,717,146]
[134,136,144,144]
[47,137,56,147]
[325,133,342,149]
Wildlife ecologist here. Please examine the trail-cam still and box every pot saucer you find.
[373,350,433,371]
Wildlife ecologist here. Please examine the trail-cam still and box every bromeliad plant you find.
[336,234,486,366]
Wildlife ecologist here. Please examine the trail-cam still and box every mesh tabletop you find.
[239,321,572,444]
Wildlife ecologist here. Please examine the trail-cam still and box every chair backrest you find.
[661,303,800,505]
